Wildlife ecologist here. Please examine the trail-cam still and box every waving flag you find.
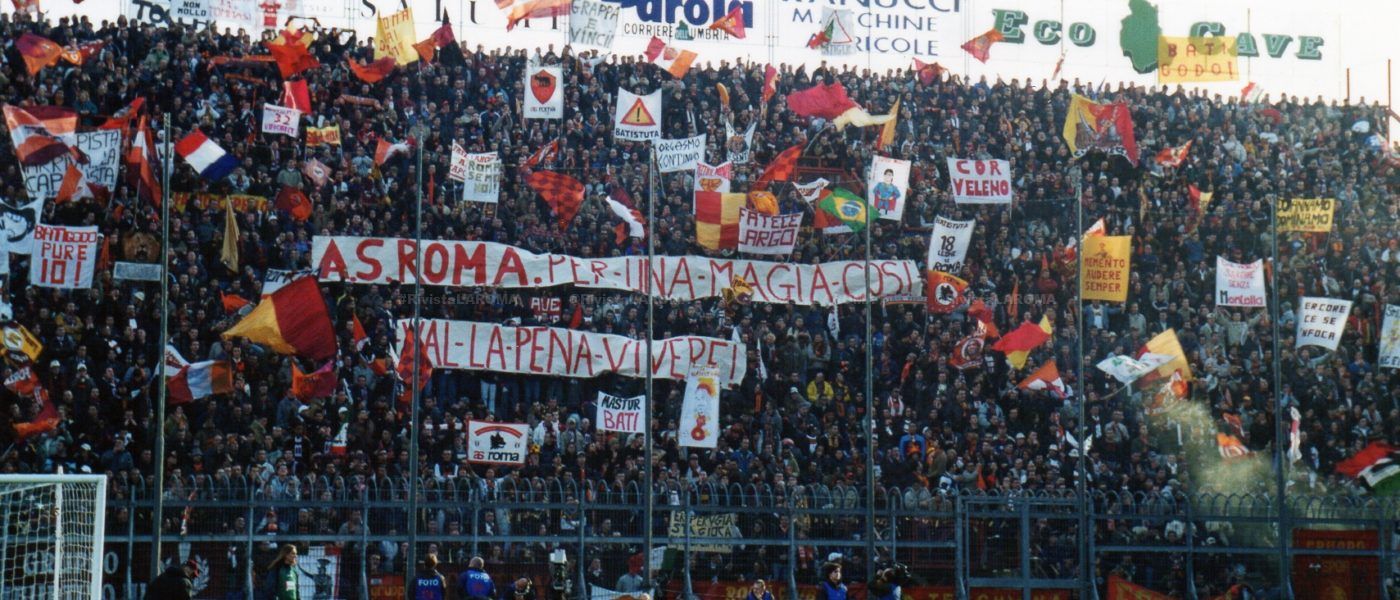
[522,138,561,170]
[1156,140,1192,168]
[761,65,779,104]
[605,187,646,243]
[16,33,61,75]
[291,361,338,400]
[754,144,802,189]
[506,0,571,30]
[786,82,893,130]
[264,38,320,79]
[59,41,103,66]
[167,360,235,404]
[708,6,746,39]
[129,116,162,205]
[644,37,697,78]
[1018,361,1067,399]
[926,271,968,314]
[694,192,744,249]
[348,57,396,83]
[222,276,338,362]
[817,188,870,233]
[912,58,943,85]
[1063,94,1140,164]
[4,105,77,167]
[281,80,312,112]
[375,138,412,165]
[1336,441,1400,495]
[1005,316,1052,370]
[878,98,900,150]
[992,321,1051,360]
[527,171,585,231]
[175,129,238,181]
[961,28,1005,63]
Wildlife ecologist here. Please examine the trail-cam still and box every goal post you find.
[0,474,107,600]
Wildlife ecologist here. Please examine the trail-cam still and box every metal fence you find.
[90,473,1398,600]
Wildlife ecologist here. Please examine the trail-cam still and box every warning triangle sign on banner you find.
[622,98,656,127]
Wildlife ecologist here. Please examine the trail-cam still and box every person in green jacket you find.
[263,544,301,600]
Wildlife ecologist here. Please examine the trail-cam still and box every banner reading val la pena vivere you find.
[395,320,747,385]
[314,236,919,306]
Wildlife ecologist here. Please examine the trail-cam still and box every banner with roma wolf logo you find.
[1063,94,1140,165]
[524,65,563,120]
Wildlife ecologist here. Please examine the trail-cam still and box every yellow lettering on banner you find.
[172,193,269,213]
[1157,36,1239,83]
[1277,198,1336,233]
[1080,235,1132,303]
[374,8,419,66]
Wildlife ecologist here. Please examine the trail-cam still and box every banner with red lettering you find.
[467,421,528,464]
[737,208,801,256]
[1215,256,1266,308]
[947,158,1013,204]
[395,320,747,386]
[315,236,919,306]
[29,224,99,289]
[596,392,645,434]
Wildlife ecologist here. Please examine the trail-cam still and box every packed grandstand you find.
[0,5,1397,600]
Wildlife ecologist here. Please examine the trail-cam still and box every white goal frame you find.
[0,474,106,600]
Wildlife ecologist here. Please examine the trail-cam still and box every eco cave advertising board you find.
[96,0,1362,99]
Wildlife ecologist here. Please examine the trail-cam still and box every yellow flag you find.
[1143,329,1192,381]
[1080,235,1131,302]
[878,98,900,149]
[1007,315,1053,370]
[374,8,420,65]
[2,324,44,363]
[221,201,239,272]
[1157,36,1239,83]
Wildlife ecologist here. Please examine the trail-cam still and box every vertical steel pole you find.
[643,145,656,589]
[405,143,425,599]
[151,114,172,580]
[1271,197,1291,596]
[1074,186,1090,598]
[864,175,876,579]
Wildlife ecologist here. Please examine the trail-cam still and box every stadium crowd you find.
[0,8,1397,599]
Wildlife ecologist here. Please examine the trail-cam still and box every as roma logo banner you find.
[614,88,662,142]
[467,421,528,464]
[524,65,563,120]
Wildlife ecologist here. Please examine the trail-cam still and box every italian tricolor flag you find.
[1336,441,1400,495]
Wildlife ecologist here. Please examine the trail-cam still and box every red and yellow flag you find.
[694,192,744,250]
[222,276,338,362]
[1106,576,1175,600]
[16,32,61,75]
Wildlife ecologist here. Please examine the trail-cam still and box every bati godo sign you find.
[467,421,528,464]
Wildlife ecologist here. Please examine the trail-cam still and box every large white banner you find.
[22,130,121,200]
[314,236,920,305]
[1296,296,1352,351]
[679,370,720,448]
[395,320,747,385]
[467,421,528,464]
[614,89,661,142]
[462,152,501,203]
[569,0,619,50]
[1380,305,1400,370]
[869,155,911,221]
[655,135,706,173]
[1215,257,1266,308]
[737,208,801,256]
[0,199,43,255]
[523,65,564,120]
[928,217,975,274]
[29,224,99,289]
[596,392,645,434]
[694,162,732,192]
[260,104,301,137]
[947,158,1013,205]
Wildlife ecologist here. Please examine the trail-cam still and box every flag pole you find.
[863,3,877,579]
[405,143,425,600]
[642,143,656,590]
[151,113,172,581]
[1074,183,1091,599]
[1271,194,1292,597]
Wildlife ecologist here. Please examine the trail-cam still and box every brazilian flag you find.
[818,187,870,232]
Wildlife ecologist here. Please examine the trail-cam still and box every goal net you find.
[0,475,106,600]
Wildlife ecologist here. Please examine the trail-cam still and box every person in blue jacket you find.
[745,579,775,600]
[814,562,846,600]
[457,556,495,600]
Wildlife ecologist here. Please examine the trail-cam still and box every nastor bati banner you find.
[314,237,918,306]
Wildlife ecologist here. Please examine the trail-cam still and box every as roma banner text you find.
[30,224,99,289]
[1080,235,1131,302]
[1380,305,1400,369]
[569,0,619,51]
[655,135,705,173]
[596,392,645,434]
[467,421,528,465]
[462,152,501,203]
[1215,256,1266,308]
[1296,296,1351,351]
[524,65,564,120]
[314,236,920,306]
[947,158,1013,204]
[927,217,974,273]
[614,88,662,141]
[1277,198,1335,233]
[395,320,747,385]
[737,207,800,256]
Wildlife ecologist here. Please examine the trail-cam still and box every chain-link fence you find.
[89,473,1400,599]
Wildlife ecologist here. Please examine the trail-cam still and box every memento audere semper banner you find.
[314,236,919,306]
[396,320,747,385]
